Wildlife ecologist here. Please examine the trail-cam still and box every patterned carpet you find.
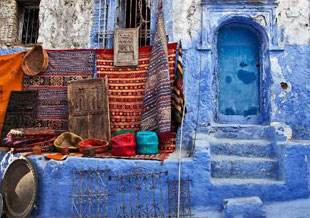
[23,50,95,132]
[96,43,178,153]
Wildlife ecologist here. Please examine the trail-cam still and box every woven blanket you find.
[1,90,38,140]
[0,52,24,138]
[140,10,171,142]
[96,43,178,153]
[172,42,185,126]
[10,137,56,153]
[9,127,56,140]
[23,50,95,132]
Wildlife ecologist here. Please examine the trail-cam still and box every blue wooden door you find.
[217,23,260,124]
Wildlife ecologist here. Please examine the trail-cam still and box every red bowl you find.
[79,139,109,154]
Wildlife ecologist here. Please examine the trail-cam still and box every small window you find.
[118,0,151,46]
[17,1,40,46]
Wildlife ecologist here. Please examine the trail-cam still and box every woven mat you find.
[96,43,178,153]
[23,50,95,132]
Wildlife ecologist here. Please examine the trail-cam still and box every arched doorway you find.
[217,23,261,124]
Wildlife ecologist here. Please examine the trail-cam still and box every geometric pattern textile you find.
[140,10,171,142]
[97,43,178,153]
[1,90,38,140]
[0,52,25,138]
[23,50,95,132]
[172,41,185,126]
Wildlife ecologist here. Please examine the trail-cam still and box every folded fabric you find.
[136,131,159,155]
[3,135,54,147]
[9,128,56,139]
[110,133,136,156]
[0,52,25,138]
[11,137,55,153]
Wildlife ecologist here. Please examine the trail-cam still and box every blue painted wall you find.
[2,139,310,216]
[0,48,24,56]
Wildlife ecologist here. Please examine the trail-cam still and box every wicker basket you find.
[54,132,83,153]
[22,45,49,76]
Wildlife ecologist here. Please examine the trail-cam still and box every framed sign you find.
[114,28,139,67]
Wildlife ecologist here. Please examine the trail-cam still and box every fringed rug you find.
[140,10,171,142]
[96,43,178,153]
[23,50,95,132]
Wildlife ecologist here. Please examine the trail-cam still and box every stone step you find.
[211,155,278,179]
[223,197,266,218]
[209,138,274,158]
[204,125,274,140]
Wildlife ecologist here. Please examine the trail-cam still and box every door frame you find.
[211,15,271,125]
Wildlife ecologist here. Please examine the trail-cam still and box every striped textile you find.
[96,43,178,153]
[23,50,95,132]
[140,10,171,142]
[172,41,185,126]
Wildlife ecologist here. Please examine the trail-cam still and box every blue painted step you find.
[223,196,266,218]
[209,138,274,158]
[211,155,278,179]
[205,125,274,140]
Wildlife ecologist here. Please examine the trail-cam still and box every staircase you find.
[206,125,282,185]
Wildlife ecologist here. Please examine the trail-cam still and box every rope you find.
[177,42,187,218]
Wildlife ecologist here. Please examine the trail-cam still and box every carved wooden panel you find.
[1,90,38,140]
[114,28,139,67]
[67,78,111,140]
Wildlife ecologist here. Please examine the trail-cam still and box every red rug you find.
[96,43,178,153]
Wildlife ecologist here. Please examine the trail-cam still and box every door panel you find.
[67,78,111,140]
[217,23,260,124]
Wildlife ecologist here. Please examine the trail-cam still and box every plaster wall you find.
[37,0,95,49]
[169,0,310,140]
[0,0,19,47]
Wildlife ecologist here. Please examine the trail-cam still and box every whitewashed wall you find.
[37,0,94,49]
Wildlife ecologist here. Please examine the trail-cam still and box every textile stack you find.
[2,128,56,153]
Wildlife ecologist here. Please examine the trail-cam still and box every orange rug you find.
[0,52,25,137]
